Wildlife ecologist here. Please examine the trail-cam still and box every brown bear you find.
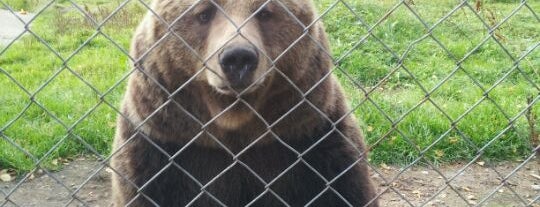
[111,0,379,206]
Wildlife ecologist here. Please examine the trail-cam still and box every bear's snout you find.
[218,46,259,90]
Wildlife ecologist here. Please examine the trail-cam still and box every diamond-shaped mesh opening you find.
[0,70,30,127]
[4,172,72,206]
[0,35,64,92]
[63,34,131,89]
[400,38,457,90]
[379,165,458,206]
[334,35,399,88]
[405,1,463,26]
[0,132,35,173]
[1,0,540,206]
[430,2,488,59]
[495,5,539,58]
[68,103,117,157]
[1,104,71,170]
[518,47,540,88]
[32,70,101,126]
[456,100,520,157]
[63,158,112,206]
[460,39,516,88]
[428,68,486,119]
[368,4,427,56]
[26,6,94,58]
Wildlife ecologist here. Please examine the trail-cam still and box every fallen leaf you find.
[28,173,35,180]
[532,185,540,191]
[475,0,482,12]
[367,126,374,132]
[380,163,391,170]
[0,170,15,182]
[449,137,459,144]
[0,174,12,182]
[412,190,422,198]
[434,150,444,158]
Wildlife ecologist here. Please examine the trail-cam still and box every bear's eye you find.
[198,8,215,24]
[256,8,272,21]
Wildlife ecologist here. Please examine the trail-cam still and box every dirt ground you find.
[1,157,539,207]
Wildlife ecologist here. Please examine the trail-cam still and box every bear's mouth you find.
[215,86,236,95]
[215,84,258,96]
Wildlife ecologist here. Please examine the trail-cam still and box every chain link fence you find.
[0,0,539,206]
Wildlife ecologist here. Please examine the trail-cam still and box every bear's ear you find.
[130,33,144,59]
[275,1,315,28]
[289,1,316,27]
[130,33,146,69]
[129,14,158,64]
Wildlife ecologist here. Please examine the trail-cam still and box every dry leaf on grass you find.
[0,169,15,182]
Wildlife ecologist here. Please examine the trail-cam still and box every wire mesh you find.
[0,0,539,206]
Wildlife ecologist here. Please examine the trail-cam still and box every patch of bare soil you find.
[372,159,540,207]
[1,157,539,207]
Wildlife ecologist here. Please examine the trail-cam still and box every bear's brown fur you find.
[111,0,378,206]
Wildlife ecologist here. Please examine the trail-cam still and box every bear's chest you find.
[131,138,348,207]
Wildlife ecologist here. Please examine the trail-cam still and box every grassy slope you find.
[316,0,539,164]
[0,0,539,171]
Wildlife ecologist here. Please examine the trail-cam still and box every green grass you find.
[0,0,539,171]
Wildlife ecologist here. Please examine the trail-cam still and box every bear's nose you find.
[219,46,259,88]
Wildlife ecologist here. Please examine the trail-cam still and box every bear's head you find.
[139,0,324,96]
[129,0,334,132]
